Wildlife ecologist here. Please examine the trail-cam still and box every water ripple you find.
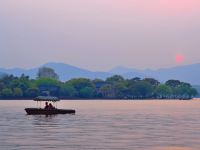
[0,100,199,150]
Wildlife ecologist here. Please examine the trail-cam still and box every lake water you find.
[0,100,199,150]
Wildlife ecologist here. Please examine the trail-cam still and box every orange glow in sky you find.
[176,54,185,64]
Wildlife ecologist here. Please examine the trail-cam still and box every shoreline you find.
[0,98,199,101]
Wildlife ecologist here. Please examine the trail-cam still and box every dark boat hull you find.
[25,108,75,115]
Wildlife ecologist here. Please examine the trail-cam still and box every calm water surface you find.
[0,100,199,150]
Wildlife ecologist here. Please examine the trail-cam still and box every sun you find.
[175,54,185,64]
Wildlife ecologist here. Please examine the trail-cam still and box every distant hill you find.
[144,63,200,84]
[0,72,6,78]
[109,63,200,85]
[0,62,200,85]
[0,62,111,81]
[42,62,111,81]
[0,68,38,79]
[109,66,146,79]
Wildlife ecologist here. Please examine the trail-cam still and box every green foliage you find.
[25,88,39,97]
[67,78,95,90]
[37,67,59,80]
[127,81,153,98]
[1,88,13,97]
[35,77,60,87]
[99,84,115,98]
[106,75,124,83]
[113,82,128,98]
[144,78,160,86]
[165,80,181,88]
[79,87,95,98]
[188,88,198,97]
[0,73,198,99]
[59,83,77,97]
[35,77,60,96]
[172,84,198,99]
[13,88,23,97]
[66,78,96,98]
[155,84,172,98]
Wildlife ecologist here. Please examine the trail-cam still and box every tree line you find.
[0,67,198,100]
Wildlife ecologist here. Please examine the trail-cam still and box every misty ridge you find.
[0,62,200,85]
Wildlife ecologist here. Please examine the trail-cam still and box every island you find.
[0,67,198,100]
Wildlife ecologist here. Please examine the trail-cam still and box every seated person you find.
[44,102,49,109]
[48,103,55,110]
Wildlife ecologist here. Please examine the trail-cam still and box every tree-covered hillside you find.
[0,67,198,100]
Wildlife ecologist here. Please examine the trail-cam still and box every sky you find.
[0,0,200,71]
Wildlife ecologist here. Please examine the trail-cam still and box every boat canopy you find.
[34,96,60,102]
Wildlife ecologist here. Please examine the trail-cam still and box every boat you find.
[25,96,76,115]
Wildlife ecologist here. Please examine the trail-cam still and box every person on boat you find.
[44,102,49,109]
[48,103,55,110]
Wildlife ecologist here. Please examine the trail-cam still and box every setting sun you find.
[176,54,185,64]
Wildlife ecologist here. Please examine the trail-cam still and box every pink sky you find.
[0,0,200,70]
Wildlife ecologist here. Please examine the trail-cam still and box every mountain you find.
[42,62,111,81]
[0,68,38,79]
[0,62,200,85]
[109,66,146,79]
[109,63,200,85]
[144,63,200,84]
[0,62,111,81]
[109,66,140,74]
